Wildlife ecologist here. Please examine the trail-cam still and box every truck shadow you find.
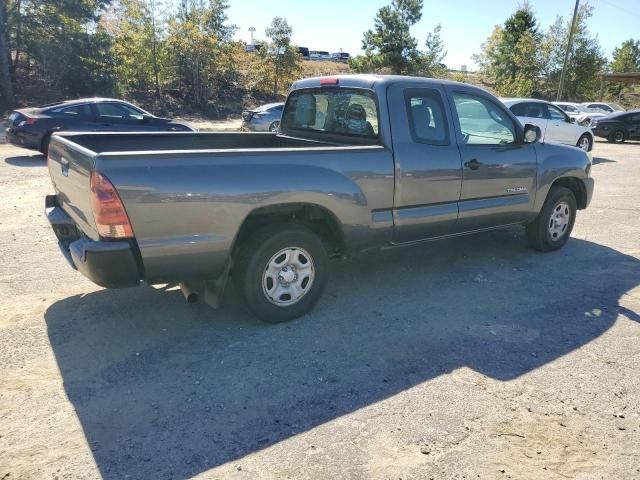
[44,229,639,479]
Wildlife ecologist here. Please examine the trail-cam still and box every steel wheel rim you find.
[548,201,571,241]
[262,247,315,306]
[614,131,624,142]
[270,121,280,132]
[579,136,590,151]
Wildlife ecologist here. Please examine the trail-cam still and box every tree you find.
[352,0,423,74]
[109,0,161,95]
[411,24,446,77]
[0,1,15,108]
[611,39,640,73]
[540,4,607,100]
[607,39,640,101]
[248,17,301,98]
[4,0,116,102]
[474,3,542,96]
[165,0,239,108]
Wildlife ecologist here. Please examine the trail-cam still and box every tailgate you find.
[47,135,100,240]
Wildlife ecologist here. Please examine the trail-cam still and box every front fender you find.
[533,142,592,212]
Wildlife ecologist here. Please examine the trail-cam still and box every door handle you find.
[464,158,482,170]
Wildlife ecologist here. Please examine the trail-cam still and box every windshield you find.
[282,88,379,142]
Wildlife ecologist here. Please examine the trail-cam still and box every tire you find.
[526,186,577,252]
[576,133,592,152]
[233,223,328,323]
[608,130,626,144]
[269,121,280,132]
[39,133,52,155]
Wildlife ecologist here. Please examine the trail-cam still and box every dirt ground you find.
[0,134,638,480]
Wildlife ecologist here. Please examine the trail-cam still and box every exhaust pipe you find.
[180,282,199,304]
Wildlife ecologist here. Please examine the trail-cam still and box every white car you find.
[501,98,594,152]
[581,101,625,114]
[553,102,608,127]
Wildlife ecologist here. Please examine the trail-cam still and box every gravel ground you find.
[0,137,638,480]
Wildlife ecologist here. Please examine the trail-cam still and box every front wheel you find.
[269,121,281,132]
[526,186,577,252]
[234,224,328,323]
[577,134,592,152]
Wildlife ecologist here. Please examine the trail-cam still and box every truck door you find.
[448,89,537,231]
[387,84,462,243]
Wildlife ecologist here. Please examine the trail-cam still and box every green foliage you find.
[165,1,239,108]
[607,38,640,102]
[611,39,640,73]
[352,0,423,75]
[248,17,301,98]
[474,3,542,97]
[6,0,117,101]
[109,0,162,94]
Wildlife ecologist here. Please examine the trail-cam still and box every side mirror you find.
[569,117,576,123]
[141,113,153,123]
[524,124,541,144]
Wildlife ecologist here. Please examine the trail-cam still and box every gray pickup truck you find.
[46,75,594,322]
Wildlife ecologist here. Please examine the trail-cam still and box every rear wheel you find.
[577,134,592,152]
[608,130,626,143]
[234,223,328,323]
[526,186,577,252]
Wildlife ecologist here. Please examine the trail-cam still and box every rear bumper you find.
[46,195,142,288]
[6,128,41,149]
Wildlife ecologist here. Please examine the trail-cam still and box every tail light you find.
[90,171,134,239]
[19,117,38,126]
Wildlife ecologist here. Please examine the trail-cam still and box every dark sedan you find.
[592,109,640,144]
[6,98,195,154]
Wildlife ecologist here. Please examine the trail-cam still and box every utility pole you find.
[556,0,580,101]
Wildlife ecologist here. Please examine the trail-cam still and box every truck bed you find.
[62,131,331,153]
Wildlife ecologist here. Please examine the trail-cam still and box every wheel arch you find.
[550,176,588,210]
[231,202,346,258]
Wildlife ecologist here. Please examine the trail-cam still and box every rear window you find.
[282,88,379,143]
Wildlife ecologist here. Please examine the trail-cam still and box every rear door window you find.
[60,105,93,120]
[282,88,379,143]
[405,88,448,145]
[510,102,546,119]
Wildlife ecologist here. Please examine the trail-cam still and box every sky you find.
[225,0,640,70]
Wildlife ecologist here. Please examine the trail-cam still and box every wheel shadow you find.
[44,230,639,479]
[592,156,616,165]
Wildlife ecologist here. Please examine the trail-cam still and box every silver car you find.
[241,103,284,132]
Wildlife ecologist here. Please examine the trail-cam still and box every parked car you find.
[309,50,331,60]
[592,109,640,143]
[241,103,284,132]
[298,47,310,60]
[553,102,608,127]
[581,102,625,114]
[502,98,594,151]
[331,52,351,63]
[45,75,593,323]
[6,98,195,154]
